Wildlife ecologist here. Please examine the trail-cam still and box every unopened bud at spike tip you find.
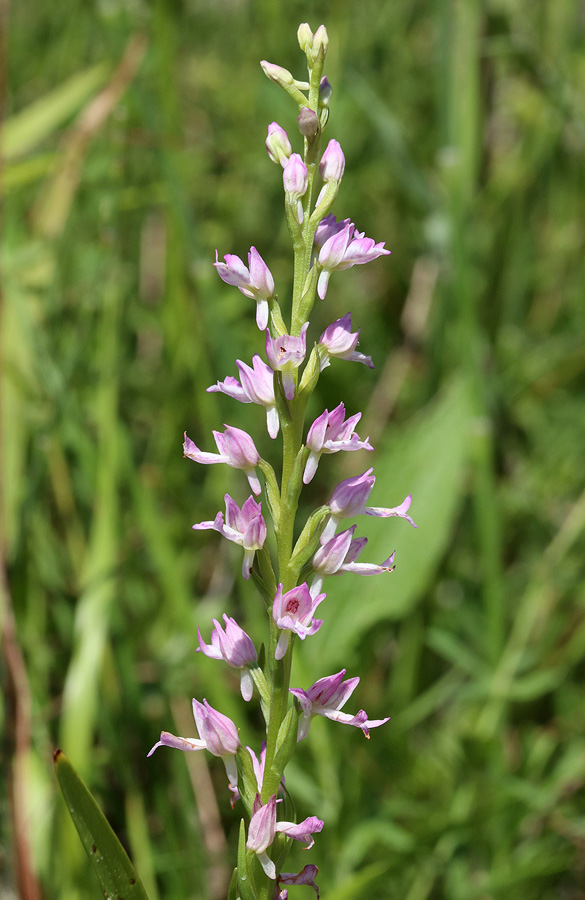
[297,23,313,53]
[312,25,329,58]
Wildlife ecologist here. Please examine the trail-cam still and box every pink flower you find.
[303,402,373,483]
[313,214,351,249]
[246,794,324,879]
[290,670,390,741]
[315,216,390,299]
[318,313,374,370]
[279,866,319,898]
[321,468,416,542]
[183,427,261,495]
[207,354,279,439]
[197,615,257,701]
[148,699,240,793]
[192,493,266,580]
[214,247,274,330]
[272,583,325,660]
[310,525,395,596]
[265,323,309,400]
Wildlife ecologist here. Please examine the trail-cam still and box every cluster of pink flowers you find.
[149,22,416,899]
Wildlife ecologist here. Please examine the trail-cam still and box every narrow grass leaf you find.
[2,64,109,159]
[53,750,151,900]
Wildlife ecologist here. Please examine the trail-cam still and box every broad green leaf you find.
[53,750,151,900]
[2,64,109,160]
[312,376,473,668]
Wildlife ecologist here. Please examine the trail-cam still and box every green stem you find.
[257,39,328,883]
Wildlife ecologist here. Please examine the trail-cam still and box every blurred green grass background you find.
[2,1,585,898]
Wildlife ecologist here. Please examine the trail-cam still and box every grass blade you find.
[53,749,151,900]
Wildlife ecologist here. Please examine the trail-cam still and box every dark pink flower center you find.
[286,599,299,614]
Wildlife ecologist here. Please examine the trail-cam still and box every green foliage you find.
[54,750,151,900]
[2,2,585,900]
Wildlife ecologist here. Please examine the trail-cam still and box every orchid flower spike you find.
[290,669,390,741]
[148,698,240,793]
[183,427,261,495]
[303,402,373,484]
[272,582,325,660]
[214,247,274,330]
[265,322,309,400]
[197,615,258,701]
[246,794,324,879]
[321,468,417,542]
[207,354,279,439]
[192,493,266,580]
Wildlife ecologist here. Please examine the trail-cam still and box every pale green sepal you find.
[269,299,288,337]
[289,507,329,573]
[298,345,320,397]
[285,445,309,510]
[236,747,259,817]
[295,265,320,332]
[285,200,305,248]
[273,707,301,775]
[227,867,239,900]
[250,664,271,723]
[255,544,277,600]
[237,819,258,900]
[258,459,281,532]
[53,749,151,900]
[308,180,339,228]
[249,566,272,608]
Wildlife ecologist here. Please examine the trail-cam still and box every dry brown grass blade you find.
[31,33,148,240]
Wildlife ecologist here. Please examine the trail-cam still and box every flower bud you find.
[283,153,309,197]
[312,25,329,59]
[297,22,313,53]
[298,345,320,396]
[266,122,292,167]
[260,60,309,91]
[319,139,345,184]
[283,154,309,224]
[319,76,333,108]
[297,107,319,138]
[261,60,295,85]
